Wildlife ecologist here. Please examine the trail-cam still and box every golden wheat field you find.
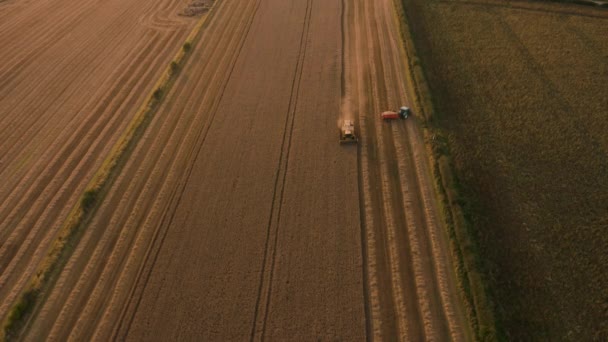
[402,0,608,339]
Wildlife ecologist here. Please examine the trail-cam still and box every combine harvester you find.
[339,106,409,144]
[339,120,358,144]
[381,106,411,120]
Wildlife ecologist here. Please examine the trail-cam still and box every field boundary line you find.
[390,0,500,340]
[0,2,218,340]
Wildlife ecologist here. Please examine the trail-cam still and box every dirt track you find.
[2,0,470,340]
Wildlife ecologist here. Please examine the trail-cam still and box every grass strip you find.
[1,5,217,341]
[390,0,502,340]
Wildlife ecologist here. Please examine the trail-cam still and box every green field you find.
[401,0,608,339]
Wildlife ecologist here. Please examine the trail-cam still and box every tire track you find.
[341,0,373,339]
[370,0,450,340]
[249,1,313,340]
[346,0,385,338]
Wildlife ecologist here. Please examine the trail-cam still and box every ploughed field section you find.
[0,0,196,328]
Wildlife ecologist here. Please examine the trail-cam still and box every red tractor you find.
[381,106,410,120]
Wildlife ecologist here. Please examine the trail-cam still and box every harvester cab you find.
[340,120,358,144]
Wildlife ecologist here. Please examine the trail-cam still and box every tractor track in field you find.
[250,1,313,339]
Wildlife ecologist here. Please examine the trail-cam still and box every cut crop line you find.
[0,12,171,326]
[350,0,384,339]
[375,0,460,340]
[362,0,421,339]
[0,34,163,276]
[0,19,162,168]
[0,35,167,329]
[0,1,217,339]
[110,0,263,338]
[382,0,465,338]
[0,0,99,95]
[0,16,154,211]
[369,1,439,340]
[259,0,313,339]
[341,0,373,339]
[35,36,201,342]
[81,4,247,338]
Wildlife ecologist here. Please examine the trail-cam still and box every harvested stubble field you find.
[402,0,608,339]
[1,0,475,339]
[0,0,199,337]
